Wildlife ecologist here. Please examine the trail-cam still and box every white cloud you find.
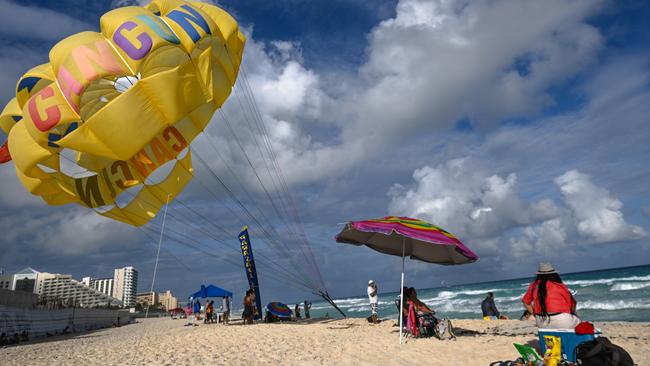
[509,218,568,258]
[555,170,647,243]
[350,0,603,136]
[225,0,607,184]
[387,158,645,257]
[387,158,548,247]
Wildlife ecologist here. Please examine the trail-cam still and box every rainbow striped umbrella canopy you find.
[267,302,292,318]
[335,216,478,265]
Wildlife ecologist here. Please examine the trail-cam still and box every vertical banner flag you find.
[239,226,262,319]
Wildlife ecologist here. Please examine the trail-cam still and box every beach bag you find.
[575,337,634,366]
[433,319,456,340]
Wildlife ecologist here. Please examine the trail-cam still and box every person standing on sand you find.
[304,300,311,319]
[205,300,214,323]
[367,280,379,323]
[250,291,258,319]
[294,304,301,319]
[222,296,230,324]
[481,292,501,320]
[522,262,580,329]
[242,290,255,325]
[193,299,201,320]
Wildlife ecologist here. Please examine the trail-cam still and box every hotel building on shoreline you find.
[136,291,158,308]
[1,266,138,309]
[136,290,178,311]
[113,267,138,308]
[158,290,178,311]
[0,268,122,308]
[82,277,114,298]
[38,273,122,308]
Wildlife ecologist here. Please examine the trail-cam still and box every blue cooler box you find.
[538,329,598,362]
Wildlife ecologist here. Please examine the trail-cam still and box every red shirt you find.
[522,280,576,315]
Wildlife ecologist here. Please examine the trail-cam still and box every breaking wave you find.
[435,288,506,299]
[577,300,650,311]
[565,275,650,287]
[610,282,650,291]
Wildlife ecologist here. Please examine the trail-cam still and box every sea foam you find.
[565,275,650,287]
[610,282,650,291]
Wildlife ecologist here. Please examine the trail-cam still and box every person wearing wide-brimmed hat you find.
[522,262,580,329]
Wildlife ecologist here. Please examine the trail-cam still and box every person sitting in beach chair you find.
[408,288,435,317]
[404,287,437,338]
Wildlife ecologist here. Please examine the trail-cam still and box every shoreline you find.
[1,317,647,365]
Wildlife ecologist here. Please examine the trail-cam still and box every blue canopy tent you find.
[189,284,233,299]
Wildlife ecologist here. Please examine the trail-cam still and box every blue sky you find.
[1,0,649,307]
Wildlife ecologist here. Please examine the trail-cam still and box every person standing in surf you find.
[522,262,580,329]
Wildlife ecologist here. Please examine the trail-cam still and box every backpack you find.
[575,337,634,366]
[433,319,456,340]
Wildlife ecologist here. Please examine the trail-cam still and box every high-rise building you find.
[158,290,178,311]
[113,267,138,308]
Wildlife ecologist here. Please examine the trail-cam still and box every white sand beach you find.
[1,317,648,365]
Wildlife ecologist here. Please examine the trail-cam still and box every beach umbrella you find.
[335,216,478,343]
[267,302,292,318]
[189,284,233,299]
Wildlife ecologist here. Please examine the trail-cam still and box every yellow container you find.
[543,335,561,366]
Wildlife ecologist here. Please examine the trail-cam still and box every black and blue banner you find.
[239,226,262,319]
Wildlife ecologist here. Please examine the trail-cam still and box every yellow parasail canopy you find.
[0,0,246,226]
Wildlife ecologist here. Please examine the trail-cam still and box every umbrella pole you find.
[399,238,405,344]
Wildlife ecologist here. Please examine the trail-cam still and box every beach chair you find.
[394,298,407,330]
[395,297,435,338]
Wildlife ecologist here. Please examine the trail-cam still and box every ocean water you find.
[306,265,650,322]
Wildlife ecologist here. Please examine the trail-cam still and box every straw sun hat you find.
[537,262,558,274]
